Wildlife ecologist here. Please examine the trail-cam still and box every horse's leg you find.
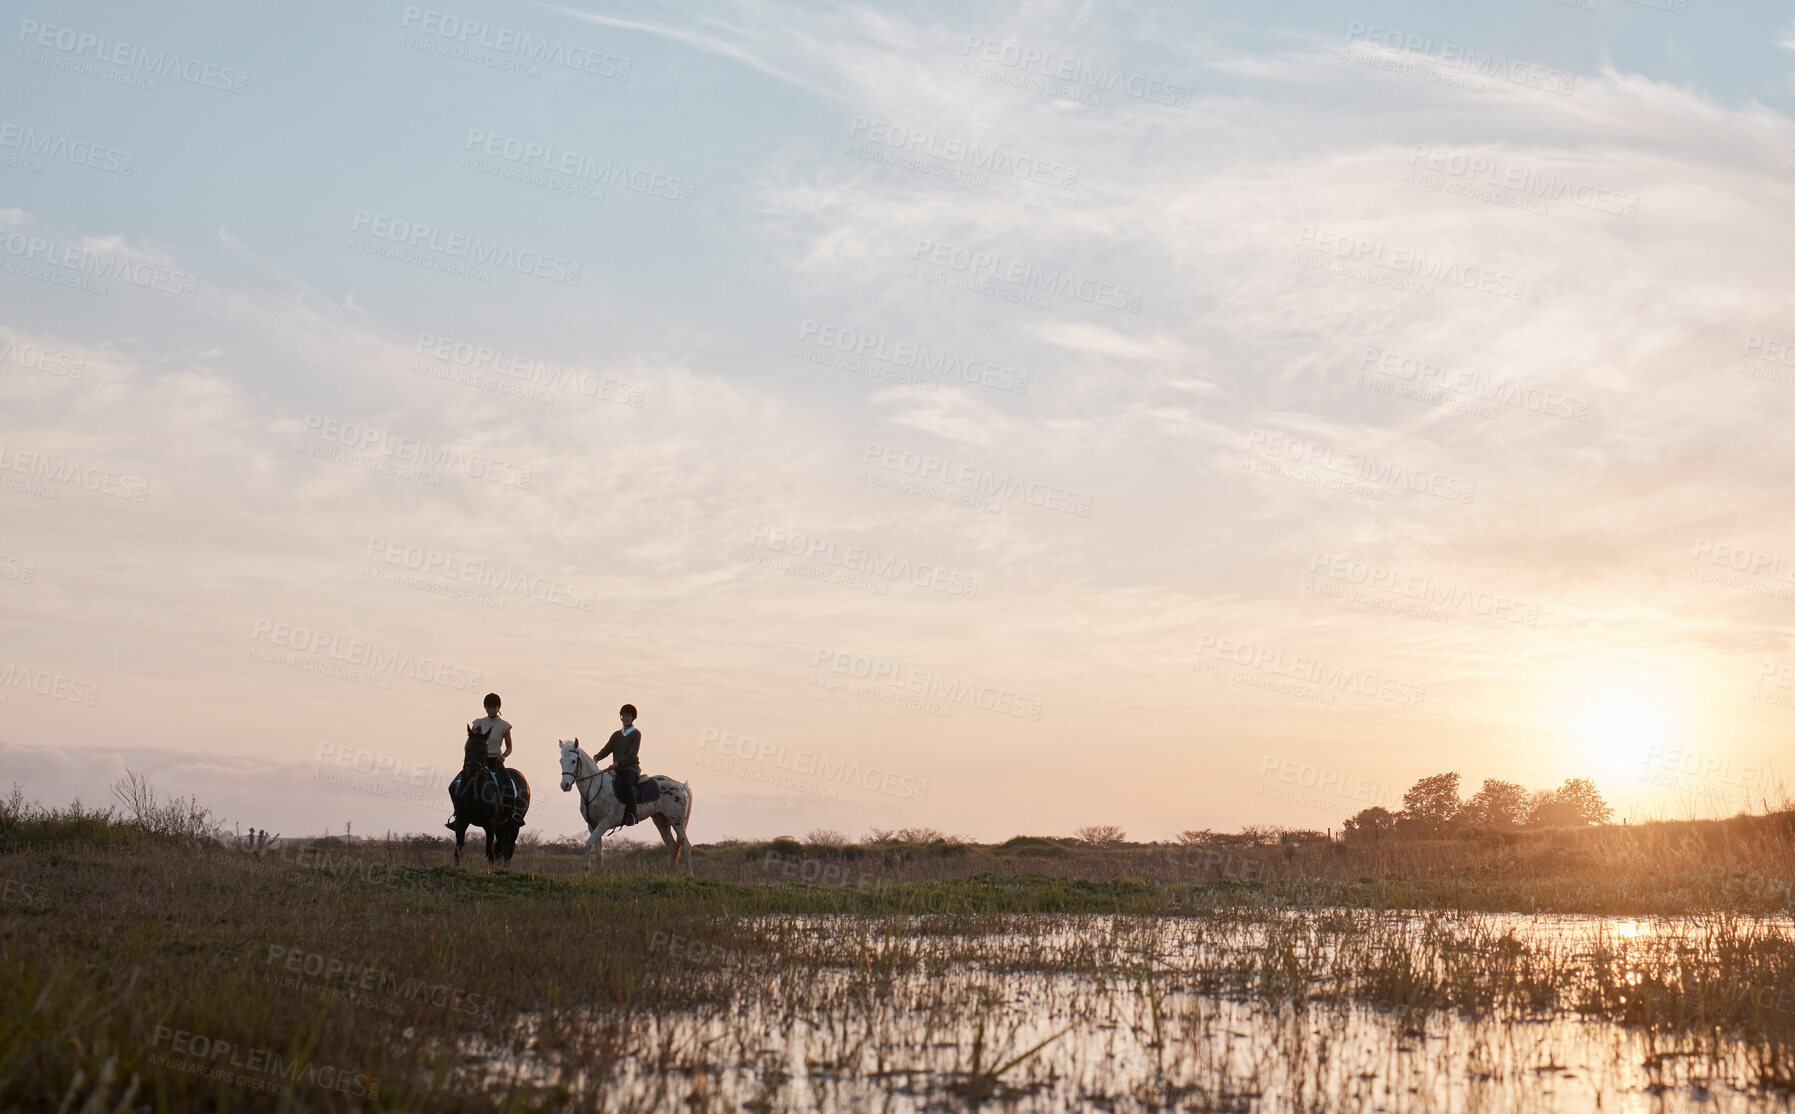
[453,826,464,866]
[674,789,694,875]
[652,814,678,871]
[584,823,601,873]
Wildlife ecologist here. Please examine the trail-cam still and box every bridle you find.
[562,750,605,809]
[562,749,633,834]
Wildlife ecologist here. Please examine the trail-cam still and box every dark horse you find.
[448,723,531,865]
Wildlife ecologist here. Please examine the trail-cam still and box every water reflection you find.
[452,911,1795,1112]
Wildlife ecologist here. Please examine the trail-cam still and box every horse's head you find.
[558,738,584,792]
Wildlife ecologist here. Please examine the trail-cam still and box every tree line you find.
[1344,772,1613,840]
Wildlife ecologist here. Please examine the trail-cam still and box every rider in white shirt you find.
[448,692,518,828]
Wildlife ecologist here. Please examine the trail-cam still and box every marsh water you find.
[454,911,1795,1112]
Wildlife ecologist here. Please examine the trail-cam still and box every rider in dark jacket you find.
[595,703,641,824]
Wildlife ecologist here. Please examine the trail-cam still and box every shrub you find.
[111,771,224,845]
[1074,825,1127,847]
[994,836,1070,858]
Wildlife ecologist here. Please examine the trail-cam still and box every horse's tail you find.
[680,781,693,831]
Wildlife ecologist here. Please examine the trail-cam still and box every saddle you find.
[452,767,527,821]
[617,772,661,805]
[452,723,522,819]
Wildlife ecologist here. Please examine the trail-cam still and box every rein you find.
[564,755,606,814]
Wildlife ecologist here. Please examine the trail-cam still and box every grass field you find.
[3,792,1793,1110]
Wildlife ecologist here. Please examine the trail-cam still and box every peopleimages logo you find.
[812,646,1044,720]
[1245,429,1476,504]
[414,333,644,405]
[1343,21,1577,96]
[911,238,1142,313]
[798,320,1029,394]
[15,18,249,93]
[862,442,1092,516]
[0,123,134,175]
[1358,346,1590,423]
[463,129,694,203]
[747,524,979,597]
[365,537,595,611]
[0,335,84,379]
[151,1026,379,1099]
[1407,148,1637,219]
[301,416,531,488]
[960,37,1193,107]
[399,6,631,80]
[317,741,455,794]
[0,230,199,299]
[0,553,36,584]
[0,664,99,706]
[1296,227,1526,301]
[848,115,1079,191]
[699,728,930,800]
[1308,553,1540,626]
[0,443,149,501]
[250,618,483,692]
[349,210,582,285]
[1194,633,1427,708]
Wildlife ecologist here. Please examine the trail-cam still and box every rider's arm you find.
[594,734,615,760]
[501,726,513,759]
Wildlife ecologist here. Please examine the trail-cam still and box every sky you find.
[3,0,1794,844]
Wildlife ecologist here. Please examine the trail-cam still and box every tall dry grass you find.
[2,793,1792,1109]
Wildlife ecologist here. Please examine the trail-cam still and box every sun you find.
[1566,683,1680,774]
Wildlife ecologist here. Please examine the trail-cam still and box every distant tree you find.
[1527,789,1573,827]
[1458,779,1532,829]
[893,826,945,843]
[1553,778,1614,825]
[1527,789,1570,827]
[1399,772,1462,834]
[1343,806,1397,841]
[1175,828,1216,846]
[806,829,849,846]
[1074,824,1127,847]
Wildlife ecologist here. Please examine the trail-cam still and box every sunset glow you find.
[3,2,1793,844]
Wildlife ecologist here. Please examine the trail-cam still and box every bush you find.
[0,785,139,852]
[1074,825,1127,847]
[111,771,224,845]
[994,836,1070,858]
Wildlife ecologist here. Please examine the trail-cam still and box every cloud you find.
[7,2,1793,836]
